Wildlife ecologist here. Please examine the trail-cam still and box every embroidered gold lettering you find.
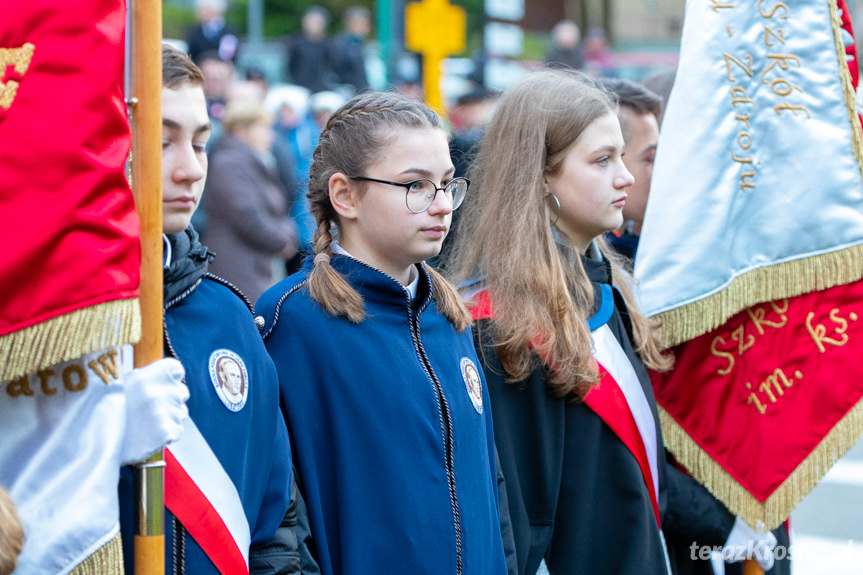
[764,25,785,46]
[711,0,734,12]
[723,52,754,82]
[746,304,787,335]
[62,364,88,392]
[88,349,121,384]
[731,324,755,355]
[711,335,736,376]
[759,380,778,402]
[758,0,789,20]
[746,382,767,414]
[36,369,57,396]
[806,309,856,353]
[747,368,801,415]
[0,43,35,110]
[761,53,800,83]
[6,375,34,397]
[730,86,755,108]
[774,102,811,118]
[770,78,795,96]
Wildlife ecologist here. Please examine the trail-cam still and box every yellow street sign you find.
[405,0,466,113]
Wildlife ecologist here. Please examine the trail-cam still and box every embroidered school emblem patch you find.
[460,357,482,414]
[209,349,249,412]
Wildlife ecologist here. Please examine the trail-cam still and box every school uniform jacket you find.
[471,254,735,575]
[119,228,292,574]
[256,255,508,575]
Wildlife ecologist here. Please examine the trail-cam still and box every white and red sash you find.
[585,324,660,526]
[165,418,250,574]
[468,288,660,524]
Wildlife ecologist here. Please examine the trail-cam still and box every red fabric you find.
[165,449,249,574]
[469,289,495,320]
[0,0,138,337]
[585,365,661,526]
[472,288,660,524]
[651,281,863,503]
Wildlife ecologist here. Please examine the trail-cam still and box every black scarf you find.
[163,226,215,304]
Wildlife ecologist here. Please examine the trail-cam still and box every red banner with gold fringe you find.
[652,283,863,530]
[0,0,140,381]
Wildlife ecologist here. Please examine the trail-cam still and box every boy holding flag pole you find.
[0,0,189,573]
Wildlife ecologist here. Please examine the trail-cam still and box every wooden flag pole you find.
[743,559,764,575]
[129,0,165,573]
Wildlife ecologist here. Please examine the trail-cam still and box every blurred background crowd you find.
[167,0,694,302]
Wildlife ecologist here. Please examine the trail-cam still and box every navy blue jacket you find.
[120,229,292,574]
[257,255,507,575]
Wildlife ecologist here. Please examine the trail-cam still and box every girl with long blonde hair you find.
[447,69,738,574]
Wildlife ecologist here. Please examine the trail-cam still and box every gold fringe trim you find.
[654,244,863,348]
[829,0,863,183]
[69,532,124,575]
[0,298,141,382]
[659,399,863,531]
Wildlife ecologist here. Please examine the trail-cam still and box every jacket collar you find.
[163,226,215,304]
[303,254,433,311]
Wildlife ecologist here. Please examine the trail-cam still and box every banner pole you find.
[129,0,165,573]
[742,559,763,575]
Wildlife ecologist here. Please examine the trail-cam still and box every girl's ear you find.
[329,173,358,220]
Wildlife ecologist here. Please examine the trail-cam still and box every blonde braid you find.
[307,219,365,323]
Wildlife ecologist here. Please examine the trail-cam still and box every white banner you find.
[635,0,863,346]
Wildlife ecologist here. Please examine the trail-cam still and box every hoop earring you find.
[546,193,560,227]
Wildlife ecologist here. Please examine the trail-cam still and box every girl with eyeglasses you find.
[446,69,750,574]
[256,91,508,575]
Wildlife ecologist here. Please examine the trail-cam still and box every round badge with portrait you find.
[460,357,483,414]
[209,349,249,412]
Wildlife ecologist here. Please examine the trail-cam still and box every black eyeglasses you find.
[349,176,470,213]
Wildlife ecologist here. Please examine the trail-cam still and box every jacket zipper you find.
[409,310,463,575]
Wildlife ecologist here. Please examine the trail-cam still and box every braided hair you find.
[306,91,471,330]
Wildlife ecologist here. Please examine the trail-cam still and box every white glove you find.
[723,517,777,571]
[120,357,189,464]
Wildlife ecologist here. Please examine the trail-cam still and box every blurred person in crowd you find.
[185,0,239,64]
[448,88,498,177]
[584,27,615,77]
[430,88,498,269]
[309,90,345,129]
[266,84,322,274]
[202,100,299,304]
[190,51,235,235]
[198,51,235,136]
[643,69,677,126]
[600,78,662,262]
[545,20,585,71]
[287,6,334,94]
[330,6,371,94]
[246,66,270,95]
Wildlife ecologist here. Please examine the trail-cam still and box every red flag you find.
[652,286,863,529]
[0,0,140,381]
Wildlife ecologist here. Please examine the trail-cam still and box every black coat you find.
[474,254,737,574]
